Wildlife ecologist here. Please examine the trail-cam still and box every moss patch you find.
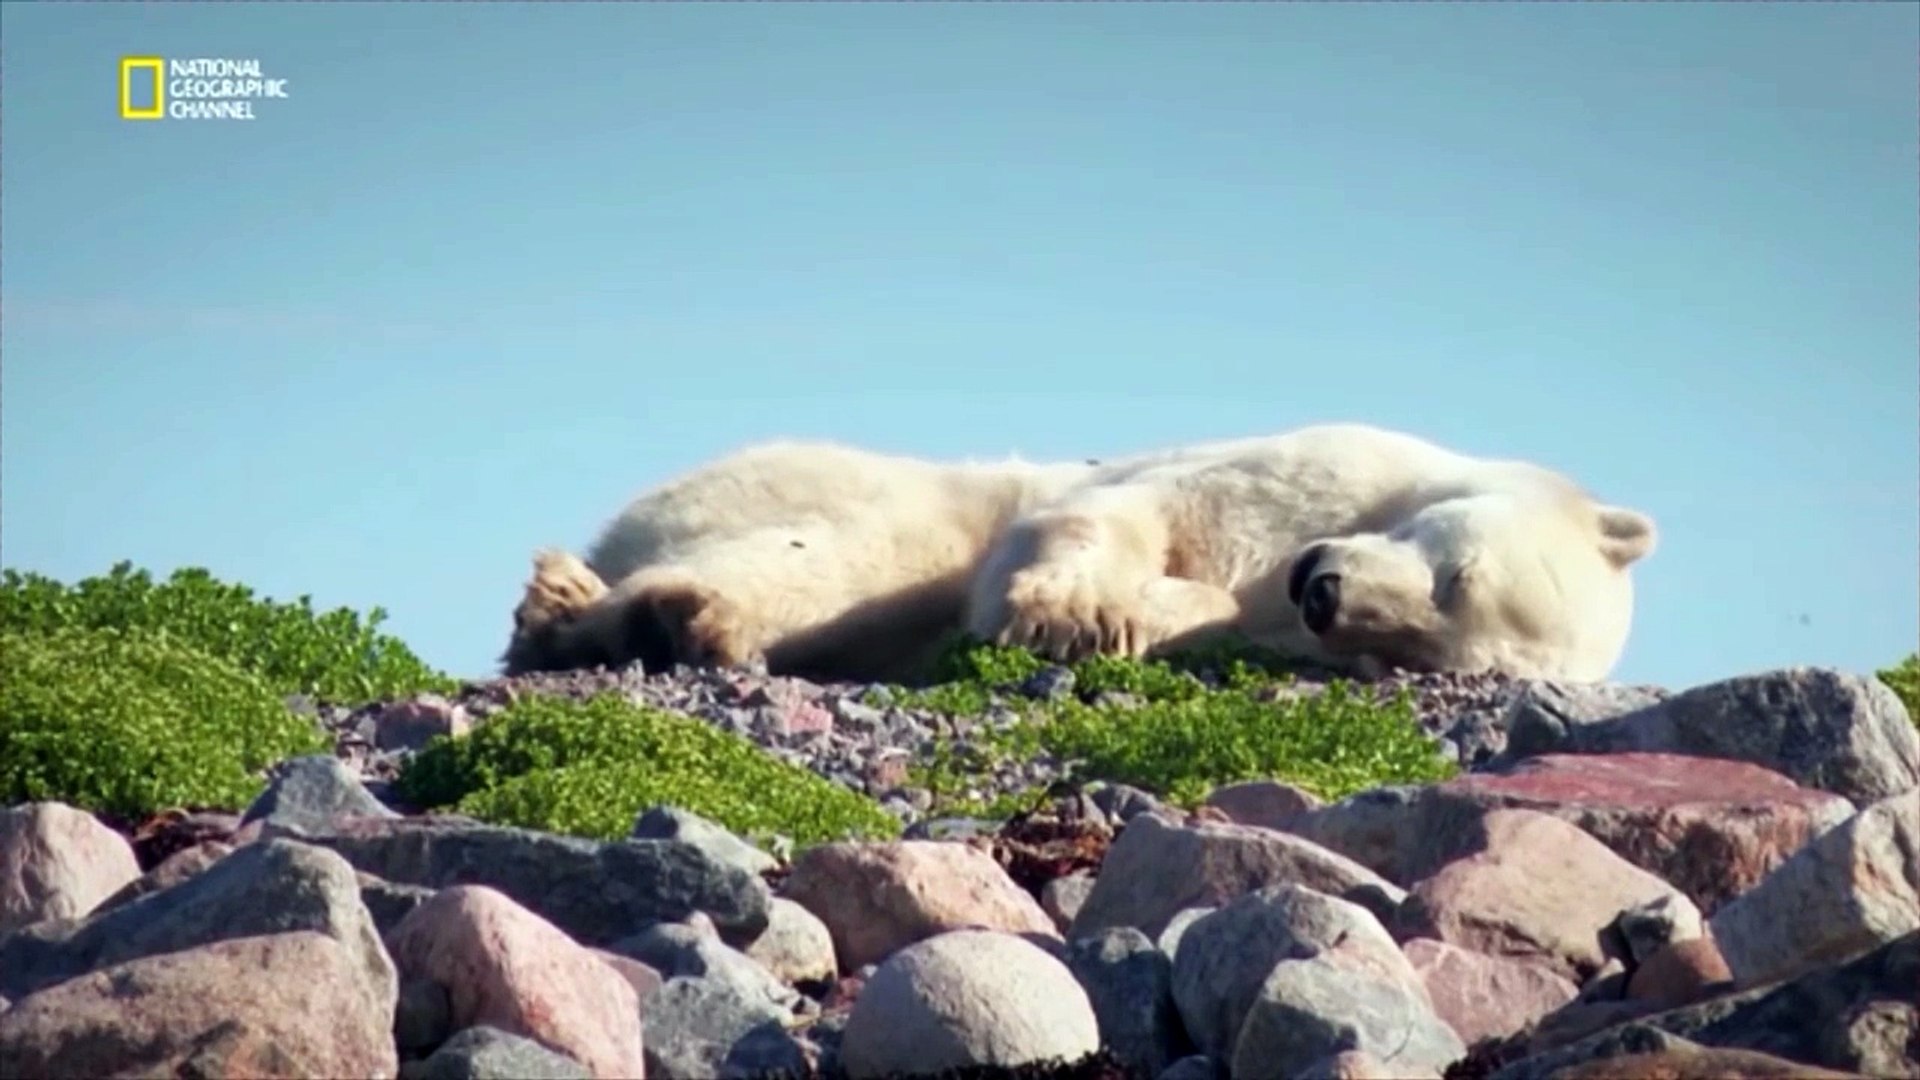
[395,692,902,848]
[904,640,1457,817]
[0,562,456,705]
[0,626,331,818]
[1878,653,1919,729]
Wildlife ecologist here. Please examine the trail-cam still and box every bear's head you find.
[1283,487,1657,680]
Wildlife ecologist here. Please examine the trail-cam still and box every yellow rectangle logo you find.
[119,56,164,120]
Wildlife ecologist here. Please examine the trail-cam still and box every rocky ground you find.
[1,661,1917,1080]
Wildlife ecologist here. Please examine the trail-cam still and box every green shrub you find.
[0,626,331,819]
[1878,654,1920,729]
[906,642,1455,816]
[396,693,901,847]
[0,562,456,704]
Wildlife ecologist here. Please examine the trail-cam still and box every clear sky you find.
[3,3,1915,690]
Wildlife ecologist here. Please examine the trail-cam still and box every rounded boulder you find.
[839,929,1099,1078]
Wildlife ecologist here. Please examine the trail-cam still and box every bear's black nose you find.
[1301,573,1342,635]
[1287,542,1332,605]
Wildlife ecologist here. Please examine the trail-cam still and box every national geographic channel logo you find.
[118,56,291,121]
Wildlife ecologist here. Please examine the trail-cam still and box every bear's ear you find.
[1595,505,1657,569]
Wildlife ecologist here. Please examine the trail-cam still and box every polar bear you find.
[501,424,1657,685]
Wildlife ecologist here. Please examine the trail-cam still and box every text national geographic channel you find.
[119,57,291,121]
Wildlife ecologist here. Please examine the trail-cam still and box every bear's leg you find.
[967,485,1240,661]
[602,521,902,673]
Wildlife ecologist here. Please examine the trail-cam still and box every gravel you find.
[308,660,1668,825]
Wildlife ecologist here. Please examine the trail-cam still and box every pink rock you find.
[387,885,644,1079]
[591,948,664,1008]
[1625,935,1733,1010]
[0,930,396,1079]
[0,802,141,934]
[1401,938,1578,1047]
[781,841,1059,972]
[778,702,834,737]
[1396,809,1699,983]
[1708,787,1920,988]
[374,696,471,752]
[1438,753,1854,914]
[1204,780,1323,831]
[1072,813,1404,941]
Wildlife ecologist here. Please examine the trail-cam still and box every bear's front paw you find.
[641,583,766,670]
[995,569,1157,662]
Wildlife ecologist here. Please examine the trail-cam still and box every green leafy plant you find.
[396,692,901,847]
[0,626,331,819]
[0,562,456,704]
[1878,653,1920,729]
[903,641,1456,816]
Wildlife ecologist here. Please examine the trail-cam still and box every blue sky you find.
[3,3,1915,690]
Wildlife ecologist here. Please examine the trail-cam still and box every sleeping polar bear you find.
[502,424,1657,685]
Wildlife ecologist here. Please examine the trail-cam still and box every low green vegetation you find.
[1879,653,1920,729]
[0,626,330,819]
[0,561,448,819]
[903,640,1458,816]
[395,693,902,847]
[0,561,456,704]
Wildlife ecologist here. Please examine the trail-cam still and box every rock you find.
[402,1025,592,1080]
[394,977,453,1056]
[631,805,777,878]
[1501,668,1920,806]
[1545,1045,1862,1079]
[1576,958,1631,1004]
[744,896,837,986]
[1065,927,1189,1077]
[360,873,439,936]
[780,840,1057,972]
[716,1020,814,1079]
[1042,871,1097,933]
[387,885,645,1080]
[590,948,666,1003]
[1157,906,1215,961]
[241,754,398,833]
[94,839,235,914]
[1071,814,1406,942]
[302,816,771,947]
[1394,810,1701,982]
[1295,1049,1434,1079]
[1157,1056,1218,1080]
[375,695,471,753]
[1089,783,1168,824]
[1437,753,1854,914]
[0,837,394,1005]
[1283,785,1471,885]
[1170,883,1420,1063]
[0,802,141,935]
[610,918,801,1013]
[1625,936,1734,1011]
[1487,930,1920,1080]
[839,929,1100,1078]
[1708,788,1919,988]
[642,975,791,1080]
[0,930,396,1080]
[1610,893,1706,966]
[1230,951,1466,1080]
[1203,780,1323,830]
[1402,938,1579,1047]
[1514,999,1663,1060]
[1498,682,1673,760]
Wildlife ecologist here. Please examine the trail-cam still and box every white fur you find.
[506,424,1656,683]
